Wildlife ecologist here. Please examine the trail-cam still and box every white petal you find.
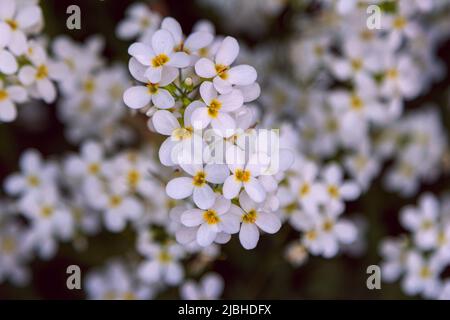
[161,17,183,44]
[215,36,239,66]
[195,58,216,78]
[227,65,257,86]
[167,52,190,68]
[7,85,27,103]
[128,42,153,66]
[219,213,240,234]
[238,191,256,213]
[18,65,36,85]
[123,86,151,109]
[213,76,232,94]
[0,0,15,20]
[152,110,180,135]
[145,66,162,83]
[152,29,174,54]
[200,81,217,105]
[0,22,12,48]
[0,100,16,122]
[239,223,259,250]
[218,90,243,112]
[159,138,177,166]
[185,32,213,51]
[340,182,360,200]
[191,107,211,129]
[205,164,229,184]
[16,5,41,29]
[128,57,148,82]
[197,224,217,247]
[37,79,56,103]
[152,89,175,109]
[181,209,204,227]
[244,177,266,203]
[255,212,281,234]
[193,185,216,210]
[0,49,17,75]
[211,113,236,138]
[223,176,242,200]
[166,177,194,199]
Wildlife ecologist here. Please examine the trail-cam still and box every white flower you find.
[116,3,161,40]
[379,238,409,282]
[123,57,177,110]
[190,81,243,137]
[400,193,439,250]
[166,160,229,210]
[128,29,190,83]
[87,179,143,232]
[233,191,281,250]
[0,80,27,122]
[195,36,257,94]
[402,251,443,299]
[64,140,106,182]
[180,272,224,300]
[4,149,57,197]
[137,243,185,285]
[181,196,240,247]
[0,0,43,55]
[223,146,268,203]
[18,44,64,103]
[288,160,324,214]
[321,163,360,209]
[0,22,17,74]
[86,260,153,300]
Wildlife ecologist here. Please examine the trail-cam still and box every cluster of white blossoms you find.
[380,193,450,299]
[0,0,67,122]
[1,0,450,300]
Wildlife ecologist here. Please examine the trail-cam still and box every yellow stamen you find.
[36,65,48,80]
[242,209,257,224]
[215,64,229,80]
[151,54,169,67]
[235,169,251,183]
[203,209,220,225]
[192,171,207,187]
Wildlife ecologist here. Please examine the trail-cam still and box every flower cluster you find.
[0,0,66,122]
[380,193,450,299]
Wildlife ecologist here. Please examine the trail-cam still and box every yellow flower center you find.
[322,219,334,232]
[0,90,8,101]
[420,219,433,230]
[192,171,207,187]
[327,185,340,199]
[350,95,364,110]
[109,195,123,208]
[386,68,398,79]
[198,47,209,57]
[27,175,40,187]
[172,127,193,141]
[151,54,169,67]
[242,209,258,224]
[36,65,48,80]
[203,209,220,225]
[215,64,229,80]
[393,16,407,29]
[1,237,16,253]
[147,82,159,94]
[158,251,172,263]
[299,183,310,197]
[306,230,317,241]
[207,99,222,118]
[419,266,431,279]
[40,206,54,218]
[351,59,363,71]
[5,19,18,30]
[83,79,95,93]
[235,169,251,183]
[88,163,100,174]
[127,169,140,188]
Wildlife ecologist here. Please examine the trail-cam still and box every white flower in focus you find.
[195,36,257,94]
[166,160,230,210]
[0,80,27,122]
[233,191,281,250]
[128,29,190,83]
[180,196,240,246]
[191,81,243,136]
